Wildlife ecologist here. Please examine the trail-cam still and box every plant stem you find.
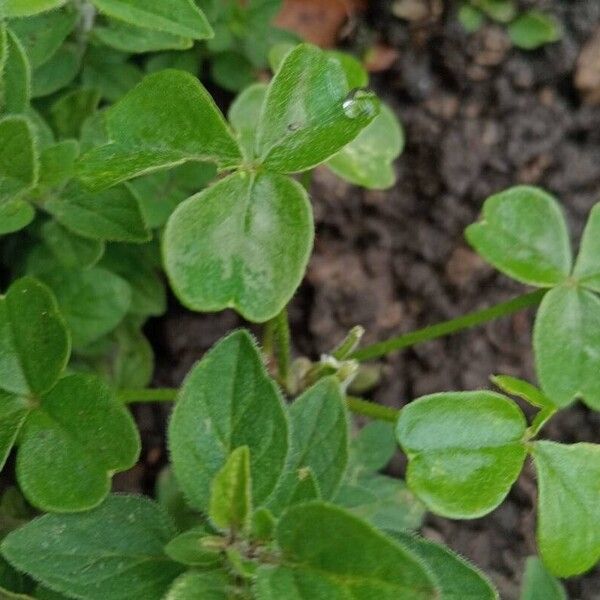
[119,388,177,404]
[119,388,398,423]
[351,289,546,362]
[346,396,399,423]
[269,307,292,390]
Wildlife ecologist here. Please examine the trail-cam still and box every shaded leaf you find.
[327,104,404,190]
[31,44,80,98]
[520,556,566,600]
[93,20,193,53]
[0,277,69,396]
[45,182,149,243]
[50,88,101,139]
[36,267,131,348]
[2,29,31,113]
[9,8,77,68]
[336,473,426,534]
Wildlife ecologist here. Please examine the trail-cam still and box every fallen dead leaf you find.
[364,43,400,72]
[275,0,366,48]
[575,27,600,105]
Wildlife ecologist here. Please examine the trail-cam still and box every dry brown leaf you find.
[275,0,366,48]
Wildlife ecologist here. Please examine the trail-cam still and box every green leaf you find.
[165,571,231,600]
[99,244,166,317]
[286,377,348,500]
[573,203,600,292]
[93,20,193,53]
[327,103,404,190]
[164,528,222,568]
[534,285,600,409]
[0,199,34,235]
[164,171,313,322]
[329,50,369,90]
[168,330,288,511]
[335,474,426,534]
[473,0,516,22]
[211,51,255,93]
[4,0,67,17]
[40,221,104,269]
[520,556,566,600]
[82,53,143,103]
[50,88,101,139]
[531,441,600,577]
[37,139,79,188]
[9,8,77,68]
[0,115,38,194]
[2,29,31,114]
[0,554,36,598]
[31,44,81,98]
[156,467,203,531]
[127,161,216,228]
[0,277,69,396]
[108,322,154,388]
[392,533,498,599]
[145,49,200,75]
[466,186,572,286]
[78,70,242,189]
[17,374,140,511]
[36,267,131,348]
[256,43,379,173]
[227,82,267,160]
[0,391,29,471]
[348,421,396,474]
[256,502,437,600]
[90,0,213,40]
[209,446,252,532]
[1,495,182,599]
[508,11,561,51]
[491,375,554,409]
[458,3,484,33]
[396,391,527,518]
[45,182,150,243]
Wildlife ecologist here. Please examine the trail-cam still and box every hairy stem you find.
[119,388,398,423]
[268,307,292,391]
[351,289,546,362]
[346,396,399,423]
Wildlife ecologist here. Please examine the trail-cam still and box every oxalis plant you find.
[0,1,596,599]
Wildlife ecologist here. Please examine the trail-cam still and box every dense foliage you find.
[0,1,592,599]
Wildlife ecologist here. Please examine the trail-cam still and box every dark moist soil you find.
[122,1,600,598]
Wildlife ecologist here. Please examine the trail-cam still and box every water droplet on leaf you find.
[342,89,378,119]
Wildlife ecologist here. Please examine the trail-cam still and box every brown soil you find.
[129,1,600,597]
